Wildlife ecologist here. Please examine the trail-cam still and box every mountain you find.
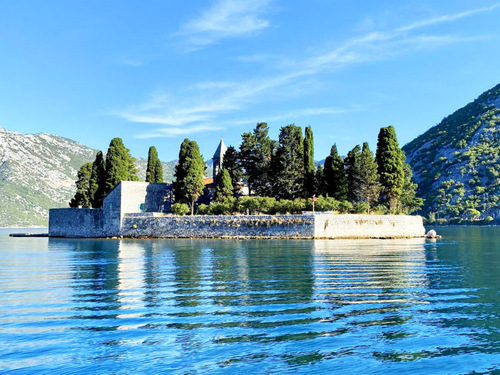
[0,127,176,227]
[403,83,500,221]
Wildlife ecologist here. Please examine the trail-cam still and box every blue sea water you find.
[0,227,499,374]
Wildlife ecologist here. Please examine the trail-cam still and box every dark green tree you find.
[315,164,326,196]
[214,168,233,202]
[221,146,243,196]
[104,138,139,196]
[272,124,304,199]
[89,151,106,208]
[173,138,205,215]
[358,142,380,209]
[324,144,348,200]
[239,122,276,196]
[146,146,163,183]
[69,162,93,208]
[400,153,424,214]
[303,125,315,198]
[376,126,404,210]
[344,144,363,203]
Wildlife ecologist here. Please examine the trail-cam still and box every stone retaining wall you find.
[314,214,425,239]
[49,210,425,239]
[121,214,315,238]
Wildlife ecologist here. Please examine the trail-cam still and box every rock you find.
[426,229,437,238]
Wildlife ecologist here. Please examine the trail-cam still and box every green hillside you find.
[403,83,500,222]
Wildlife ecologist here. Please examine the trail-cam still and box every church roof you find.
[212,138,227,159]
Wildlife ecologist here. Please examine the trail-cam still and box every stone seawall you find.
[314,214,425,239]
[49,210,425,239]
[121,214,315,238]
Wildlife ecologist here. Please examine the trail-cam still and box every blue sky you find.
[1,0,500,162]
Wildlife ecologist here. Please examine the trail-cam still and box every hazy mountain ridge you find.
[0,127,176,227]
[403,83,500,220]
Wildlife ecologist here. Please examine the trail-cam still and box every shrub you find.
[353,201,370,214]
[172,203,190,216]
[338,201,353,213]
[196,204,210,215]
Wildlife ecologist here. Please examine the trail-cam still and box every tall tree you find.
[104,138,139,196]
[324,144,348,200]
[303,125,315,198]
[239,122,275,196]
[69,162,93,208]
[214,168,233,202]
[221,146,243,196]
[315,164,326,196]
[146,146,163,183]
[358,142,380,209]
[344,145,362,203]
[272,124,304,199]
[376,126,404,210]
[400,153,424,214]
[173,138,205,215]
[89,151,106,208]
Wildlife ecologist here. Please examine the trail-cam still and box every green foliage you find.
[353,201,370,214]
[376,126,404,210]
[303,126,315,198]
[239,123,276,196]
[89,151,106,208]
[221,146,243,196]
[315,164,326,197]
[272,124,304,199]
[104,138,139,196]
[324,144,347,200]
[358,142,380,210]
[173,139,205,215]
[172,203,190,216]
[214,168,233,202]
[69,162,93,208]
[344,144,362,203]
[146,146,163,183]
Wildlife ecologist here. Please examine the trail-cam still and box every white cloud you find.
[177,0,272,47]
[118,3,498,139]
[135,125,224,138]
[121,58,145,67]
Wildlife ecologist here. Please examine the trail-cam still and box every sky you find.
[1,0,500,162]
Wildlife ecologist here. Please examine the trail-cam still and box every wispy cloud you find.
[177,0,272,47]
[121,58,145,67]
[118,3,498,138]
[135,125,224,138]
[398,3,500,32]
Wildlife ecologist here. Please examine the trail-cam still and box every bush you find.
[338,201,353,213]
[172,203,190,216]
[353,201,370,214]
[196,204,210,215]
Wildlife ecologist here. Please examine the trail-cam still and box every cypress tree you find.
[376,126,404,210]
[69,162,93,208]
[89,151,106,208]
[324,144,348,201]
[214,168,233,202]
[400,153,424,214]
[173,138,205,215]
[272,124,304,199]
[222,146,243,196]
[344,145,362,203]
[104,138,139,196]
[239,122,275,196]
[154,159,163,183]
[315,164,326,196]
[358,142,380,209]
[146,146,163,183]
[303,125,315,198]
